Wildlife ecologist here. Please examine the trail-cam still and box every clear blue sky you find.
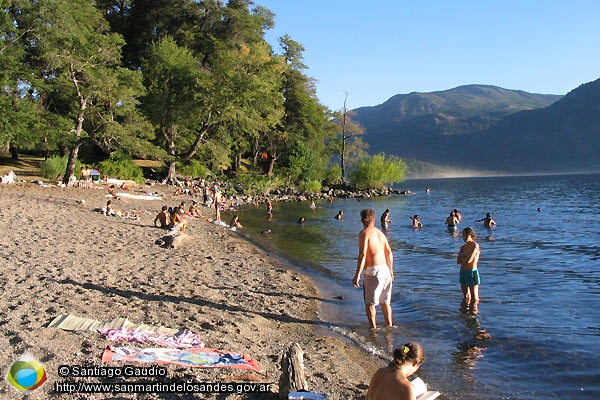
[255,0,600,111]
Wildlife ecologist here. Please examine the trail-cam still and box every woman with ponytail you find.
[366,342,425,400]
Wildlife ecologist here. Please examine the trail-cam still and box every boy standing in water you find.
[457,227,481,303]
[354,208,395,329]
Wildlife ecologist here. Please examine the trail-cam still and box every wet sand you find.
[0,182,379,399]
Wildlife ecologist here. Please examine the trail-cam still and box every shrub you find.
[324,164,343,185]
[97,154,145,184]
[349,153,407,190]
[233,174,284,197]
[40,155,81,180]
[176,159,211,178]
[301,180,322,194]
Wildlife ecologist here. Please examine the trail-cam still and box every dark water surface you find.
[227,173,600,399]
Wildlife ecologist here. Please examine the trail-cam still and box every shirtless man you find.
[154,206,170,228]
[353,208,395,329]
[170,206,187,232]
[475,212,496,228]
[409,215,423,228]
[212,185,222,221]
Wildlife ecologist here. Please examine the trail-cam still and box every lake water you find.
[227,173,600,399]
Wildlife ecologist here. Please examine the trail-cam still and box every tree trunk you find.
[252,138,259,166]
[163,160,177,184]
[9,144,19,160]
[267,152,276,177]
[63,143,82,185]
[233,153,241,171]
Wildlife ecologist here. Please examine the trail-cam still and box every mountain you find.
[351,83,600,176]
[462,79,600,173]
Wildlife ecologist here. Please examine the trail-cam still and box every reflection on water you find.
[453,301,491,383]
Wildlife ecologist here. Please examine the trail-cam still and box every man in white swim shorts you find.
[353,209,395,329]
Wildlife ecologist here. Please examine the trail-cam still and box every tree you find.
[271,34,336,180]
[15,0,153,182]
[349,153,408,190]
[338,92,365,182]
[142,36,284,181]
[0,2,47,158]
[141,37,203,182]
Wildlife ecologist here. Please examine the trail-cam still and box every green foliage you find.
[284,140,322,183]
[324,164,343,185]
[40,155,81,180]
[176,159,211,178]
[301,180,322,194]
[349,153,407,190]
[5,0,341,186]
[232,174,284,197]
[97,154,145,184]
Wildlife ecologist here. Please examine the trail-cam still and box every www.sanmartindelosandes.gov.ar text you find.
[54,380,273,394]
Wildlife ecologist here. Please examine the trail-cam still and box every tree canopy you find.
[1,0,406,189]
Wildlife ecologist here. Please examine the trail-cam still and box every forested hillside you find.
[352,82,600,175]
[352,85,561,161]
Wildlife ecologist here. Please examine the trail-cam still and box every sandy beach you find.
[0,182,380,399]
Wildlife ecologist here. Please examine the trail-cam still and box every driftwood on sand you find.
[278,343,308,398]
[156,232,188,248]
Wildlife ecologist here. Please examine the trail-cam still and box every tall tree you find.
[24,0,152,182]
[271,34,336,180]
[338,92,365,182]
[0,1,46,158]
[142,36,284,181]
[141,36,203,181]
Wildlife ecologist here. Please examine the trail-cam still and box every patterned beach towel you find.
[98,328,205,349]
[102,346,262,374]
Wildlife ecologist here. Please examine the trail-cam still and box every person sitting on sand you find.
[475,212,496,228]
[410,215,423,228]
[104,200,121,217]
[55,174,63,186]
[188,200,202,218]
[230,215,243,229]
[170,205,187,232]
[366,343,425,400]
[154,206,171,228]
[108,185,119,199]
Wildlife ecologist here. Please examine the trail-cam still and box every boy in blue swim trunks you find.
[457,227,480,303]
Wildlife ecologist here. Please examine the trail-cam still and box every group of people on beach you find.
[153,181,247,232]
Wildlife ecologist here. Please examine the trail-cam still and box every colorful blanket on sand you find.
[102,346,262,373]
[98,328,204,349]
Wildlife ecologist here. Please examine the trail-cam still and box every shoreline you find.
[0,183,381,399]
